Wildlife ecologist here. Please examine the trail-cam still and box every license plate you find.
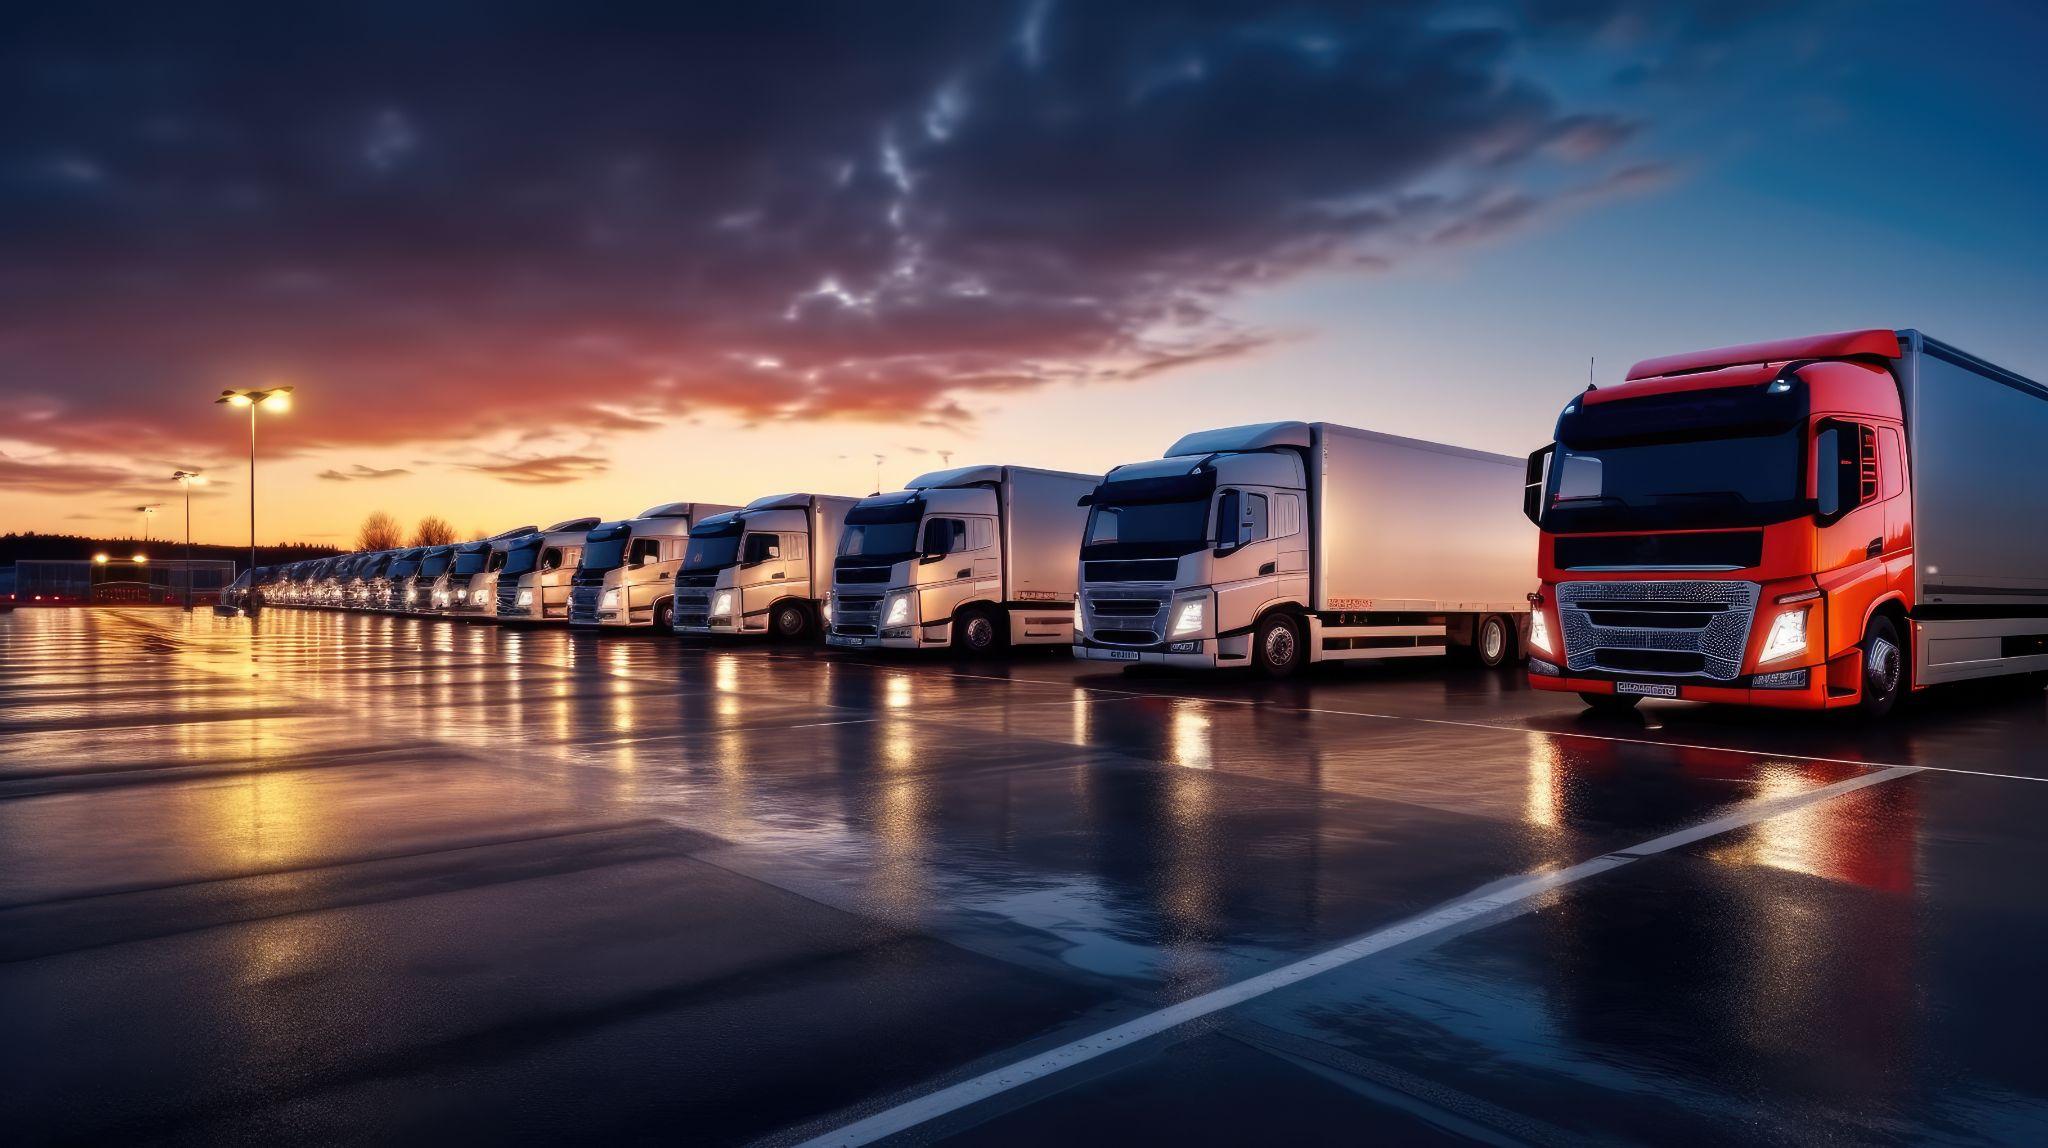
[1615,681,1678,698]
[1106,649,1140,661]
[837,636,865,647]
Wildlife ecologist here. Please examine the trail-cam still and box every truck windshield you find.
[501,543,542,577]
[683,524,742,571]
[420,550,453,577]
[840,521,919,559]
[1080,469,1216,558]
[451,548,487,575]
[580,532,629,573]
[1541,429,1806,532]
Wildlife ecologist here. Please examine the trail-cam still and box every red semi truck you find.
[1523,329,2048,716]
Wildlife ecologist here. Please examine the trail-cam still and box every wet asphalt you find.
[2,607,2046,1145]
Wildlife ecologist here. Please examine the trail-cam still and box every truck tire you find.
[953,607,1004,656]
[1252,613,1304,678]
[770,601,810,640]
[1579,691,1641,714]
[654,598,674,630]
[1857,615,1906,718]
[1476,614,1513,669]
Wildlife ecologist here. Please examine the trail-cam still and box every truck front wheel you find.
[1252,613,1304,678]
[1858,615,1906,718]
[770,601,811,640]
[953,607,1005,656]
[654,599,674,630]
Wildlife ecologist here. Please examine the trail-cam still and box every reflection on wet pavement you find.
[1,608,2045,1144]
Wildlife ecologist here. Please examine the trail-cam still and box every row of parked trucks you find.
[246,329,2048,719]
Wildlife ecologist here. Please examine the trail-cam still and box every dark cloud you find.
[1,1,1801,463]
[455,453,610,486]
[317,463,413,482]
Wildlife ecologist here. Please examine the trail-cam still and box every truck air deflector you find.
[1165,421,1312,457]
[1626,328,1900,380]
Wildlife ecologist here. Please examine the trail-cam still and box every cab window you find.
[1879,428,1904,500]
[922,518,968,555]
[966,518,994,551]
[743,533,782,564]
[539,547,563,572]
[629,538,663,566]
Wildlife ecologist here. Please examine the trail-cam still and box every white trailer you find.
[826,465,1098,654]
[1075,421,1533,676]
[672,493,858,639]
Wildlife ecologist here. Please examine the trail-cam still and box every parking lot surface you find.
[4,608,2048,1145]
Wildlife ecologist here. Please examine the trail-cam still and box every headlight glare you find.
[712,591,733,617]
[884,594,911,626]
[516,588,533,607]
[1170,599,1205,637]
[1760,608,1807,663]
[601,589,619,610]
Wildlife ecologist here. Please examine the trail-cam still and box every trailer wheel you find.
[1578,691,1641,714]
[954,607,1004,656]
[1476,614,1513,669]
[770,601,811,640]
[1252,613,1304,678]
[1857,615,1906,719]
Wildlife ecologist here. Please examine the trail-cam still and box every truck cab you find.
[672,493,854,639]
[350,551,396,610]
[825,466,1095,655]
[569,502,735,629]
[1525,328,2048,717]
[406,546,453,614]
[381,547,426,612]
[438,527,534,618]
[495,518,599,624]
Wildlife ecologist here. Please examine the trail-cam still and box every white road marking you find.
[796,764,1921,1147]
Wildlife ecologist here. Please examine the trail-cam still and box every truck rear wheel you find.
[1857,615,1906,718]
[1252,613,1304,678]
[1476,614,1513,669]
[770,601,811,640]
[954,607,1004,656]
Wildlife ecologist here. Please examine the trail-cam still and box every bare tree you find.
[412,516,457,546]
[356,511,403,550]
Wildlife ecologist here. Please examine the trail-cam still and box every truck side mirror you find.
[1522,445,1553,526]
[1814,421,1863,524]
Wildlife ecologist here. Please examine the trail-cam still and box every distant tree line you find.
[0,532,339,568]
[354,513,457,550]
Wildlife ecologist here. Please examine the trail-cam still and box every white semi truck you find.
[1074,422,1533,676]
[671,493,858,639]
[495,518,601,624]
[436,526,536,618]
[568,502,738,630]
[825,465,1097,654]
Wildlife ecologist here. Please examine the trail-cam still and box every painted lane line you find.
[795,764,1921,1148]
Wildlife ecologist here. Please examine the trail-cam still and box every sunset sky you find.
[4,2,2045,547]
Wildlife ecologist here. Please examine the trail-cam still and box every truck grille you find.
[831,593,883,637]
[1081,588,1171,645]
[834,565,893,585]
[569,585,601,624]
[673,585,712,629]
[1556,580,1759,681]
[497,581,521,615]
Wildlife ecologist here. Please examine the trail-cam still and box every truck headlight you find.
[516,588,533,607]
[472,588,488,604]
[712,591,733,618]
[1760,608,1807,663]
[1170,597,1205,637]
[601,588,619,610]
[1528,610,1553,656]
[821,596,833,623]
[405,587,417,602]
[884,593,911,626]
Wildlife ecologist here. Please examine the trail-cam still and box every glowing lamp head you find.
[132,554,147,563]
[93,553,109,564]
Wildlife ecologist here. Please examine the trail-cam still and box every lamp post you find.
[171,471,205,610]
[214,387,292,599]
[136,504,160,544]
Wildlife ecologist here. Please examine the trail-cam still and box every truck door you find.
[1212,489,1277,638]
[740,531,784,624]
[626,537,663,611]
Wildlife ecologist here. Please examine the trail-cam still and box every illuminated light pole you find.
[214,387,292,602]
[171,471,206,610]
[136,504,160,543]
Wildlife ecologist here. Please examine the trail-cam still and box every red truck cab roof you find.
[1624,328,1901,381]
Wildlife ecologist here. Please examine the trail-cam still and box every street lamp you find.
[136,504,161,543]
[215,386,292,598]
[171,471,205,610]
